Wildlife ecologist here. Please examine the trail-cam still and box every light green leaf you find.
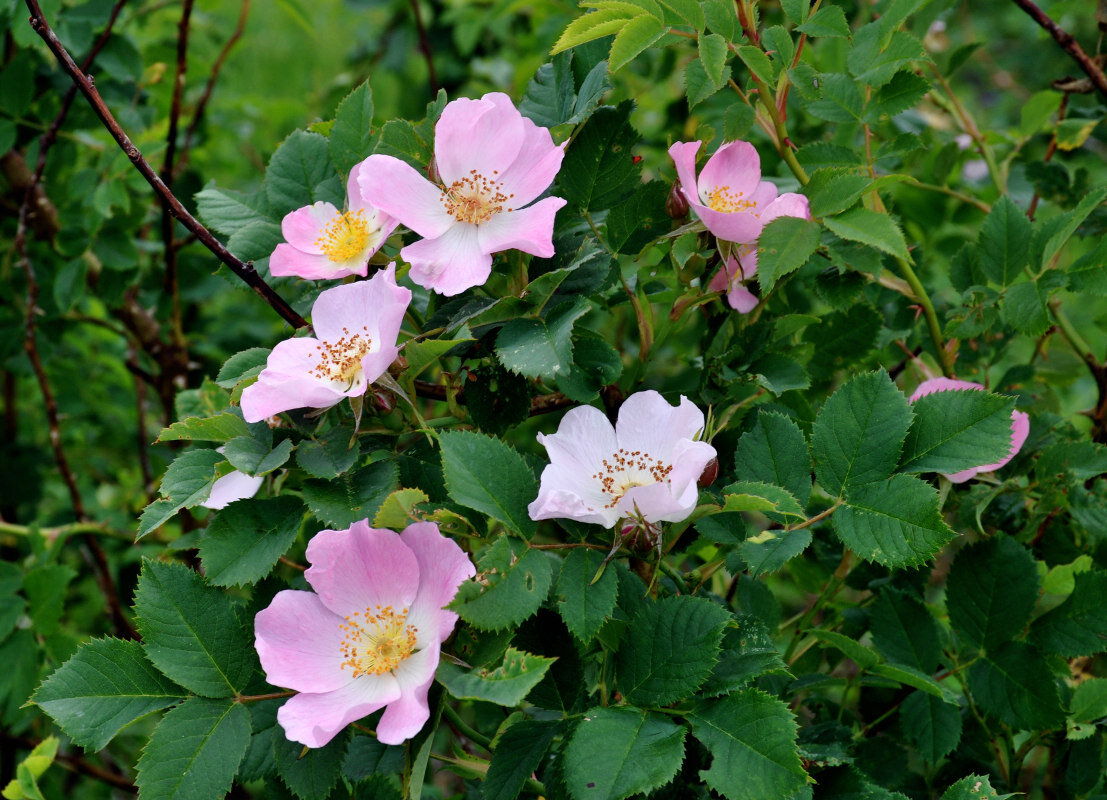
[736,45,774,84]
[32,638,186,751]
[796,5,849,37]
[552,7,635,54]
[436,647,555,706]
[721,481,804,520]
[806,73,864,123]
[824,207,910,260]
[449,538,552,630]
[610,13,666,72]
[195,186,271,238]
[757,217,822,291]
[215,348,270,389]
[698,33,728,86]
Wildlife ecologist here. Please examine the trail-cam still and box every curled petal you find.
[615,391,707,463]
[357,154,455,239]
[401,223,492,296]
[477,196,566,258]
[528,482,618,528]
[276,673,401,748]
[254,590,349,694]
[759,192,811,223]
[305,524,420,619]
[668,141,703,212]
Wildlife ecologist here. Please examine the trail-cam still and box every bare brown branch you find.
[1010,0,1107,99]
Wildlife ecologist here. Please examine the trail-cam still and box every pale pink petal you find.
[698,140,762,204]
[535,405,619,482]
[357,154,455,239]
[748,180,779,213]
[615,391,707,463]
[305,524,420,619]
[270,244,368,280]
[727,284,760,313]
[277,674,401,748]
[667,438,718,507]
[528,482,618,528]
[495,131,566,207]
[709,250,760,313]
[477,197,566,258]
[282,202,338,254]
[375,644,439,745]
[254,590,350,693]
[402,223,492,296]
[668,141,703,212]
[201,469,263,510]
[692,201,767,244]
[910,377,983,402]
[618,481,694,524]
[434,94,526,186]
[759,192,811,223]
[401,523,475,646]
[240,338,347,422]
[311,265,412,353]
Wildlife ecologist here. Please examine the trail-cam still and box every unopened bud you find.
[667,179,690,220]
[427,156,440,185]
[698,457,719,488]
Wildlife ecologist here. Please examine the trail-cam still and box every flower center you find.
[317,210,374,263]
[441,169,514,225]
[592,448,673,509]
[705,185,757,215]
[339,604,418,678]
[309,326,374,390]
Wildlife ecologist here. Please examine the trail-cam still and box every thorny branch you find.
[24,0,309,330]
[1010,0,1107,99]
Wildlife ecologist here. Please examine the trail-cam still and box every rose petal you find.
[698,140,762,205]
[401,223,492,296]
[401,522,475,646]
[357,154,455,239]
[282,202,338,254]
[304,523,420,619]
[668,141,703,211]
[254,590,350,693]
[759,192,811,224]
[270,245,368,280]
[528,481,618,528]
[240,338,348,422]
[276,673,401,748]
[910,377,983,402]
[434,93,526,186]
[476,197,566,258]
[691,200,767,244]
[495,130,566,207]
[201,470,263,510]
[615,391,707,463]
[375,644,439,745]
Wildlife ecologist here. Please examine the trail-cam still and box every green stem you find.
[1052,300,1099,365]
[0,520,132,541]
[441,703,493,750]
[895,256,955,378]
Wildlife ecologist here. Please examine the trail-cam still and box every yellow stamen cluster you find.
[441,169,513,224]
[308,326,373,388]
[338,604,417,678]
[592,448,673,509]
[317,210,373,263]
[705,185,757,215]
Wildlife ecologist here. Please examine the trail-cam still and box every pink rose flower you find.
[239,265,411,423]
[270,160,398,280]
[528,390,717,528]
[357,92,567,296]
[668,139,810,245]
[254,520,475,747]
[705,192,812,313]
[910,378,1031,483]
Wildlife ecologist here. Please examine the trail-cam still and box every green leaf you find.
[750,353,810,395]
[757,217,822,292]
[556,548,619,643]
[698,33,728,86]
[700,617,790,697]
[866,71,931,120]
[811,630,881,669]
[616,596,730,705]
[659,0,705,28]
[227,219,284,262]
[274,730,349,800]
[947,536,1040,650]
[1037,185,1107,268]
[295,427,361,479]
[869,589,941,672]
[520,54,575,128]
[1068,237,1107,295]
[373,488,429,529]
[373,118,432,168]
[833,475,955,567]
[605,181,670,254]
[215,348,271,389]
[496,298,589,380]
[403,337,473,381]
[198,496,305,587]
[223,435,293,477]
[733,412,811,507]
[684,57,730,107]
[824,207,910,260]
[609,13,666,72]
[1031,571,1107,657]
[559,102,641,211]
[138,449,227,538]
[329,80,375,174]
[739,529,812,578]
[1070,678,1107,723]
[899,389,1016,475]
[941,774,1017,800]
[195,186,271,237]
[135,698,250,800]
[484,720,561,800]
[552,7,635,54]
[563,706,686,800]
[795,5,849,36]
[264,130,338,216]
[806,73,864,123]
[436,647,556,706]
[1003,277,1056,338]
[301,460,398,528]
[804,168,871,218]
[979,195,1031,286]
[32,637,186,751]
[24,564,75,637]
[870,663,954,702]
[720,481,804,520]
[735,45,774,84]
[439,430,538,538]
[133,559,254,697]
[449,538,553,630]
[848,27,927,87]
[689,690,808,800]
[900,690,962,762]
[968,641,1065,729]
[812,370,913,498]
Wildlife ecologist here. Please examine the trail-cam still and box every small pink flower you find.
[910,378,1030,483]
[705,192,812,312]
[528,390,717,528]
[270,160,398,280]
[358,92,567,296]
[240,265,411,423]
[669,140,810,245]
[201,447,263,510]
[254,520,475,748]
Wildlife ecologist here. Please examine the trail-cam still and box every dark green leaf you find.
[900,690,962,762]
[968,641,1064,729]
[198,496,305,587]
[806,74,864,123]
[740,529,812,577]
[449,538,553,630]
[734,411,812,506]
[869,590,941,672]
[979,195,1031,286]
[496,298,589,381]
[484,720,561,800]
[329,80,375,174]
[437,647,555,705]
[556,548,619,643]
[558,102,641,211]
[215,348,271,389]
[439,431,538,538]
[274,729,349,800]
[947,536,1039,650]
[796,5,849,36]
[138,449,228,538]
[757,217,822,292]
[295,427,361,479]
[223,435,293,477]
[1031,571,1107,657]
[605,181,670,254]
[700,617,790,697]
[264,130,339,215]
[900,389,1016,475]
[824,207,910,260]
[301,460,398,528]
